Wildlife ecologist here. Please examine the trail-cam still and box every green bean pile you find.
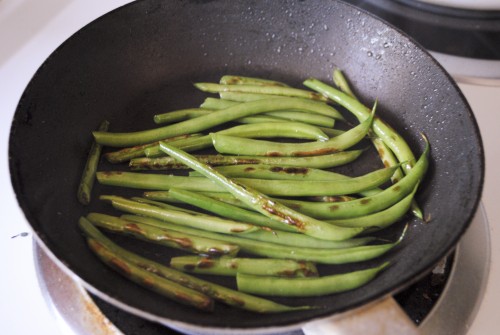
[77,71,429,313]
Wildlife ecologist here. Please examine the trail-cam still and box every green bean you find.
[147,187,410,231]
[236,262,390,297]
[97,164,398,197]
[304,78,416,173]
[332,68,358,100]
[170,256,318,277]
[123,213,374,250]
[332,69,422,219]
[220,91,281,102]
[199,97,339,125]
[219,75,290,87]
[326,184,418,228]
[145,191,387,220]
[210,106,373,157]
[77,120,109,205]
[153,105,335,128]
[236,116,285,124]
[371,136,425,219]
[123,214,402,264]
[194,82,329,102]
[104,134,203,164]
[158,142,364,241]
[99,195,260,234]
[130,197,203,216]
[129,150,364,170]
[141,122,330,158]
[93,97,344,147]
[200,97,237,109]
[86,212,240,256]
[167,188,298,232]
[276,139,429,219]
[318,126,345,138]
[216,94,341,126]
[201,96,344,129]
[308,195,358,202]
[79,217,307,313]
[262,111,335,127]
[153,108,212,125]
[188,164,361,181]
[371,137,403,183]
[85,237,214,311]
[179,192,359,205]
[167,188,377,248]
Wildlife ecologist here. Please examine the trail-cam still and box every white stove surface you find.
[1,1,498,334]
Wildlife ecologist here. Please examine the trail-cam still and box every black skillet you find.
[9,0,483,333]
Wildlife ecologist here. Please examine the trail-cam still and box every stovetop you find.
[1,1,499,334]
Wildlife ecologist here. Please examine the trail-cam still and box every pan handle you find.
[302,296,420,335]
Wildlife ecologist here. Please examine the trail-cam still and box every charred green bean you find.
[86,237,214,310]
[123,213,375,250]
[158,142,364,241]
[124,214,402,264]
[98,164,399,197]
[129,150,364,170]
[104,134,203,164]
[170,256,318,277]
[79,217,308,313]
[237,262,390,297]
[99,195,260,234]
[167,188,377,248]
[86,212,240,256]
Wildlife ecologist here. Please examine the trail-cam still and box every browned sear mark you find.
[261,202,306,230]
[360,198,372,205]
[292,147,338,157]
[270,166,309,175]
[266,152,282,157]
[125,223,144,234]
[198,258,216,268]
[110,257,132,276]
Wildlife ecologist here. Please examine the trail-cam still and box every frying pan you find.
[8,0,483,333]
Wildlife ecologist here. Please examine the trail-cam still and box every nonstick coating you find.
[9,0,483,332]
